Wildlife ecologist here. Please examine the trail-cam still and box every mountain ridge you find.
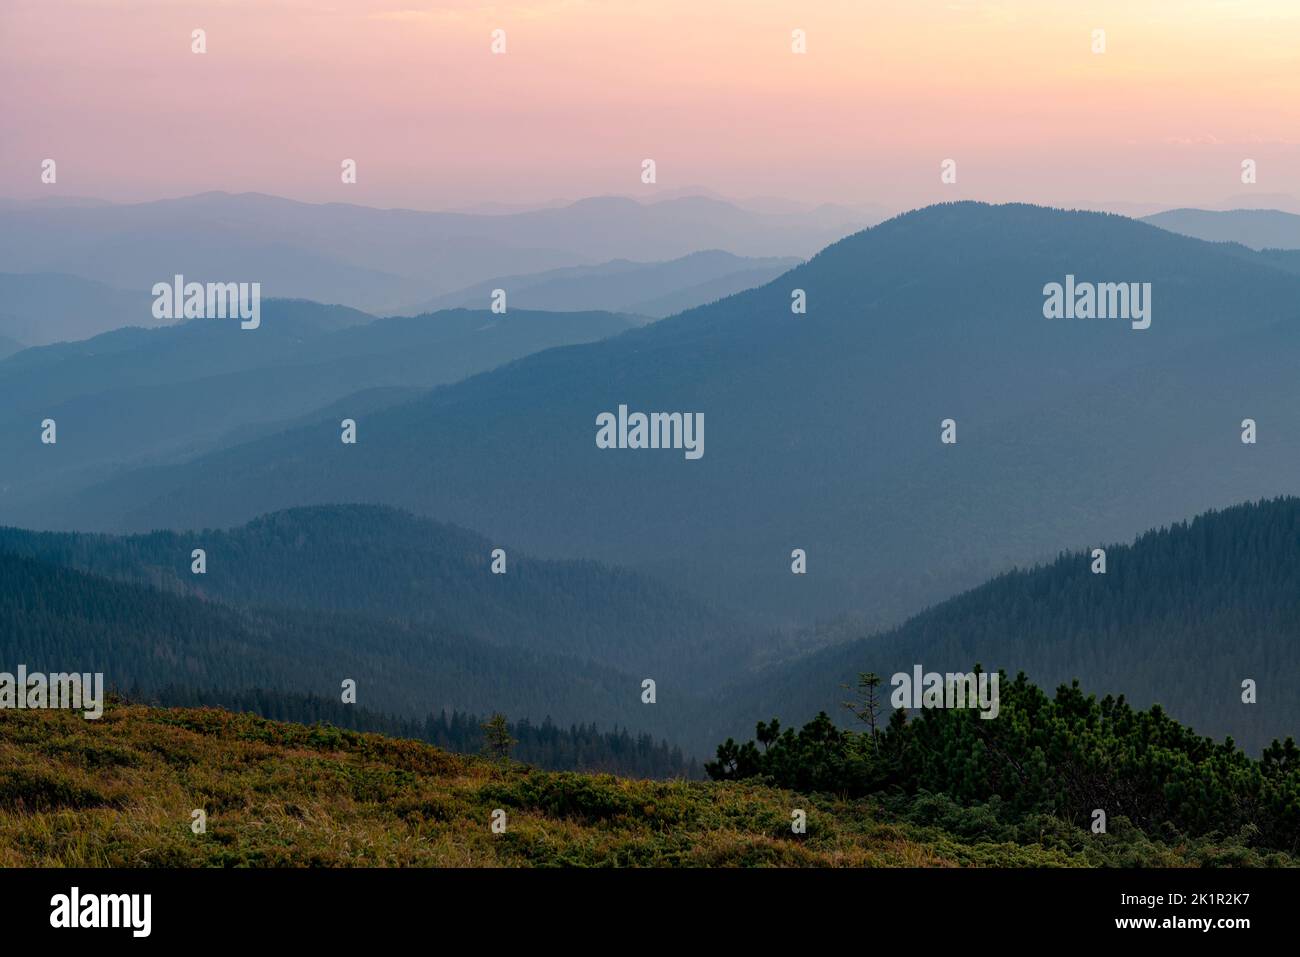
[46,202,1300,626]
[719,495,1300,753]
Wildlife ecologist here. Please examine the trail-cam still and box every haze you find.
[3,0,1299,211]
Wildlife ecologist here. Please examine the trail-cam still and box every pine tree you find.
[843,672,883,754]
[481,712,516,766]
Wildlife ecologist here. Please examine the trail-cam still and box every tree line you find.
[140,685,702,779]
[708,669,1300,853]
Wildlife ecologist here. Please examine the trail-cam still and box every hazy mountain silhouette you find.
[0,272,161,346]
[50,203,1300,630]
[1144,208,1300,250]
[0,192,876,314]
[0,301,639,515]
[624,266,798,318]
[407,250,800,318]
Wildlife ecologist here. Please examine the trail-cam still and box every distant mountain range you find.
[5,198,1300,763]
[0,272,162,347]
[0,192,877,314]
[1143,207,1300,250]
[0,301,640,514]
[43,203,1300,630]
[407,250,801,318]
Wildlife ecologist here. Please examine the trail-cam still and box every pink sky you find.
[2,0,1299,211]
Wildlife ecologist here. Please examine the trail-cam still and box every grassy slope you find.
[0,702,1292,868]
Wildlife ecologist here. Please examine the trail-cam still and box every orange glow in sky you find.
[2,0,1298,209]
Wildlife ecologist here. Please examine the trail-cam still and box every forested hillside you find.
[0,550,704,742]
[0,504,754,690]
[60,204,1300,629]
[722,497,1300,753]
[5,498,1298,755]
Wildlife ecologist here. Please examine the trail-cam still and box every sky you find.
[2,0,1299,211]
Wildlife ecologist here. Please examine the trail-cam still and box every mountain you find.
[406,250,800,318]
[719,497,1300,754]
[0,192,876,314]
[1210,193,1300,215]
[0,335,23,360]
[0,546,700,741]
[624,265,797,318]
[0,504,753,693]
[1143,208,1300,250]
[0,200,433,315]
[1254,248,1300,276]
[612,186,892,220]
[0,272,162,346]
[54,203,1300,628]
[0,302,640,518]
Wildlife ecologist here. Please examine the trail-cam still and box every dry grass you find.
[0,703,1289,868]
